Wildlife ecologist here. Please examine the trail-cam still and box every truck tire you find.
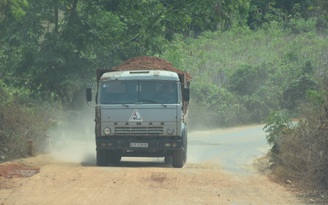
[96,150,108,166]
[172,150,185,168]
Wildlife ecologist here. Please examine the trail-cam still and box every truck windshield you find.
[99,80,178,104]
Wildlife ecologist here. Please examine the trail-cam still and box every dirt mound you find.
[112,56,192,82]
[0,162,39,178]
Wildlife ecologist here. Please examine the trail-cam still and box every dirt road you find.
[0,125,304,205]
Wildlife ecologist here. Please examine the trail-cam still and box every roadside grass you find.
[0,87,60,162]
[267,84,328,204]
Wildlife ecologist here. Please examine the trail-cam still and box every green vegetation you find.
[0,81,59,160]
[263,111,293,146]
[163,24,327,128]
[1,0,328,197]
[265,86,328,192]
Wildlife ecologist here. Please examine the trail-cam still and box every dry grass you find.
[270,80,328,204]
[0,101,59,162]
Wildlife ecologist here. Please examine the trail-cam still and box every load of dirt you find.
[112,56,192,82]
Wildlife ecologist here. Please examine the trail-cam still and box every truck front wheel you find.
[172,149,185,168]
[96,150,108,166]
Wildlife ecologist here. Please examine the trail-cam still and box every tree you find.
[1,0,252,106]
[247,0,328,30]
[281,62,318,112]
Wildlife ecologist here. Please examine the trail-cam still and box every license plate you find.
[130,142,148,148]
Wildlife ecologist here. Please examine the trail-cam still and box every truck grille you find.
[114,126,163,135]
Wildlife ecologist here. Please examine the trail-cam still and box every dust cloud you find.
[47,108,96,166]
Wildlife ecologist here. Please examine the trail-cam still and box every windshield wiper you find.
[100,101,130,107]
[140,99,167,107]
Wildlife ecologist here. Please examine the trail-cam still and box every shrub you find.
[268,78,328,189]
[263,110,293,146]
[189,81,248,129]
[0,83,59,161]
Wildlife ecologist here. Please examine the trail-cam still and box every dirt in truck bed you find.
[112,56,192,82]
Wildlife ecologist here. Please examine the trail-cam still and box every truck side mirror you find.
[183,87,190,102]
[86,87,92,102]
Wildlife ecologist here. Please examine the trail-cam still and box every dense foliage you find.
[162,24,327,128]
[2,0,247,104]
[1,0,327,105]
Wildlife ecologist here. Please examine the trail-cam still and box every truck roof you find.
[100,70,180,81]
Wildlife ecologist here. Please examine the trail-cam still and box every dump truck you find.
[86,56,191,168]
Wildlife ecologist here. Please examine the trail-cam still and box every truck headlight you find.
[104,127,111,135]
[166,127,174,135]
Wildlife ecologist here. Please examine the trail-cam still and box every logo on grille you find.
[129,109,143,121]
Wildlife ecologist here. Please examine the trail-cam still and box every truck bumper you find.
[96,136,184,157]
